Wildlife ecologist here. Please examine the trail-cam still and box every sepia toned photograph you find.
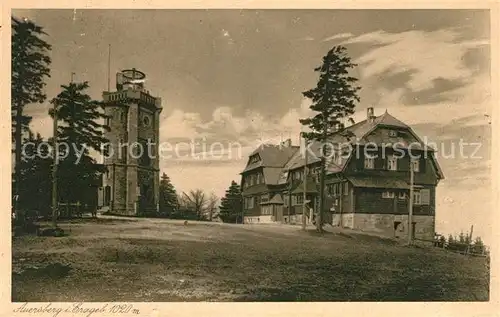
[10,8,491,304]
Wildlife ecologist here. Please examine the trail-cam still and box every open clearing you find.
[12,217,489,301]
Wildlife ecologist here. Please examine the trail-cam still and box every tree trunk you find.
[317,119,328,232]
[317,157,325,232]
[14,105,22,217]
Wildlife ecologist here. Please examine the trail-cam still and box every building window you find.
[262,206,272,215]
[249,154,260,164]
[332,151,342,165]
[412,160,420,172]
[343,182,349,195]
[261,194,269,203]
[296,195,304,205]
[105,117,111,127]
[389,130,398,137]
[245,197,255,209]
[387,155,398,171]
[283,194,288,207]
[333,184,339,196]
[398,191,406,200]
[420,189,430,205]
[293,170,303,181]
[382,191,395,199]
[413,191,421,205]
[327,184,334,195]
[364,157,374,169]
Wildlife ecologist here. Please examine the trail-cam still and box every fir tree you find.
[159,172,179,216]
[300,46,360,232]
[219,181,243,223]
[11,16,52,211]
[50,81,109,204]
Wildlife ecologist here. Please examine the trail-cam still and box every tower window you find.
[143,115,151,127]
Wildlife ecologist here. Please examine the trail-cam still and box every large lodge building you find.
[240,108,444,240]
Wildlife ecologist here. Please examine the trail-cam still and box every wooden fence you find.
[57,202,97,218]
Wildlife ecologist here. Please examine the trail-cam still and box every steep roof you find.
[346,175,410,189]
[291,176,320,194]
[242,144,298,173]
[261,193,285,205]
[241,111,444,182]
[263,167,283,185]
[284,111,441,176]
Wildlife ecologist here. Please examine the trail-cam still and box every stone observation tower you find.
[100,69,162,215]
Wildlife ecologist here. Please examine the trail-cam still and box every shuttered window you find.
[420,189,430,205]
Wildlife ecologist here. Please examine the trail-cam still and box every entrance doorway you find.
[394,221,402,238]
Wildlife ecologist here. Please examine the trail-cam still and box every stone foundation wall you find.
[332,213,355,229]
[244,215,273,224]
[354,214,435,240]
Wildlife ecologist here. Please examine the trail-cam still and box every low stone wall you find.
[244,215,273,224]
[332,213,355,229]
[354,214,435,240]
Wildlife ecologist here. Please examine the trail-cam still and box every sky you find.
[13,9,492,242]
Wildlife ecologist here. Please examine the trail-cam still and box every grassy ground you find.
[12,217,489,302]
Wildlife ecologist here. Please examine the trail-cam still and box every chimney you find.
[367,107,375,123]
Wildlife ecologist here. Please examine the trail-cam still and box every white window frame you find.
[296,195,304,205]
[413,191,422,205]
[398,191,406,200]
[389,130,398,137]
[387,155,398,171]
[382,191,395,199]
[245,197,255,209]
[364,157,374,169]
[412,160,420,172]
[343,182,349,196]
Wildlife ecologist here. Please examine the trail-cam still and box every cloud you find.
[160,109,202,140]
[343,29,489,92]
[296,36,315,41]
[322,32,354,42]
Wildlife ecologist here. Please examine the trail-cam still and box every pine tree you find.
[219,181,243,223]
[458,231,466,243]
[448,234,455,244]
[159,172,179,216]
[12,16,52,212]
[300,46,360,232]
[50,81,109,204]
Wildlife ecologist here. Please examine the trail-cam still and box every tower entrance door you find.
[139,184,154,214]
